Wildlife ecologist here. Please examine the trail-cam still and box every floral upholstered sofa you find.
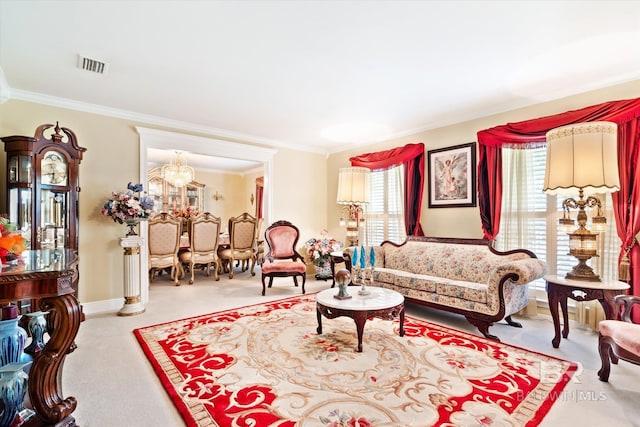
[345,236,547,341]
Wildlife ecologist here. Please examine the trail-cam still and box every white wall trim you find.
[81,298,123,316]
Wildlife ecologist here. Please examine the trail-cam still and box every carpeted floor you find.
[63,271,640,426]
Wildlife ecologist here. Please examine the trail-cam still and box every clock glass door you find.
[39,190,67,249]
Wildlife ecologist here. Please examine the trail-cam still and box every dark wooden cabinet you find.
[2,123,86,251]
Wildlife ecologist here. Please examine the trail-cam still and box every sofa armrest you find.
[488,258,547,288]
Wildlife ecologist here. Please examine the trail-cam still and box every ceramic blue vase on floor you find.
[0,361,32,426]
[0,318,27,368]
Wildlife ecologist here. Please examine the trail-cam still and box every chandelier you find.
[161,151,194,188]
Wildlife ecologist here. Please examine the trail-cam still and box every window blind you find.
[366,165,406,246]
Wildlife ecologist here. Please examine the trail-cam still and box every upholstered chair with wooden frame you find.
[148,212,183,286]
[598,294,640,381]
[261,220,307,296]
[178,212,222,284]
[218,212,257,279]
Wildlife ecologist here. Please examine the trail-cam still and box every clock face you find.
[41,151,68,186]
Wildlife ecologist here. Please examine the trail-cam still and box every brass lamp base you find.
[565,257,601,282]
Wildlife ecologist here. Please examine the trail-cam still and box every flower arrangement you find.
[171,205,199,220]
[0,216,26,263]
[101,182,155,224]
[305,229,342,266]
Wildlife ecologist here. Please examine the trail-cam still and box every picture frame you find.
[427,142,477,208]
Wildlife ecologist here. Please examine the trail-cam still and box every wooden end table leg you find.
[548,284,562,348]
[560,296,570,339]
[599,290,618,320]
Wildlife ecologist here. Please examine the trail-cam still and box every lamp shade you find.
[543,121,619,195]
[337,167,370,204]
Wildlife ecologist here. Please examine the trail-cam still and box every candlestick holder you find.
[357,267,372,296]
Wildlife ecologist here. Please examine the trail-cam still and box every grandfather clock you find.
[2,122,86,251]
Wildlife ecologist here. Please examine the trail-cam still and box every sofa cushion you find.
[370,267,487,303]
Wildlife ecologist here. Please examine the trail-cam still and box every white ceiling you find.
[2,1,640,170]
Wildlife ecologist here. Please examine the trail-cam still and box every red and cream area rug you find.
[134,295,577,427]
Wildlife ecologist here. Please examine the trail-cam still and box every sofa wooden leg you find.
[505,315,523,328]
[466,317,500,341]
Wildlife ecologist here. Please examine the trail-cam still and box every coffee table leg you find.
[353,311,368,353]
[316,307,322,335]
[399,305,405,337]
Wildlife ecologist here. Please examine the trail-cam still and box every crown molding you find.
[8,88,327,155]
[0,68,10,104]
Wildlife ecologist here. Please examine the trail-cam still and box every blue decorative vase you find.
[24,312,48,355]
[0,318,27,368]
[0,361,32,426]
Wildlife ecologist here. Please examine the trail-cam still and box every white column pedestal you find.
[119,236,145,316]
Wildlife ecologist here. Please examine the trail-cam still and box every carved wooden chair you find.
[148,212,183,286]
[178,212,221,284]
[217,212,257,279]
[598,294,640,381]
[261,220,307,296]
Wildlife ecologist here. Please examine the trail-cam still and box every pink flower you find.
[348,417,372,427]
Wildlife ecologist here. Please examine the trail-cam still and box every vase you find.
[0,318,27,368]
[314,263,332,280]
[24,312,48,356]
[125,219,140,236]
[0,361,33,426]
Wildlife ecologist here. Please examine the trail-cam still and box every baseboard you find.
[81,298,123,316]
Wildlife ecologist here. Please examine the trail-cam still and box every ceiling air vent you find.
[77,54,109,74]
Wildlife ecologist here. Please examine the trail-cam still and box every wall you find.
[195,169,246,228]
[327,79,640,244]
[0,99,326,306]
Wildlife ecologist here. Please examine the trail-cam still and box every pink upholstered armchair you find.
[261,220,307,296]
[598,294,640,382]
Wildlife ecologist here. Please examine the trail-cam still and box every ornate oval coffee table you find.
[316,287,405,352]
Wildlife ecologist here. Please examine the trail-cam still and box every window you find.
[495,147,619,293]
[365,165,406,246]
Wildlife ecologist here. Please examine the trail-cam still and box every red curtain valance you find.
[477,98,640,148]
[350,142,424,169]
[349,143,425,236]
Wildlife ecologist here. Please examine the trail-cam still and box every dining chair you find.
[217,212,257,279]
[148,212,183,286]
[178,212,222,284]
[598,294,640,382]
[261,220,307,296]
